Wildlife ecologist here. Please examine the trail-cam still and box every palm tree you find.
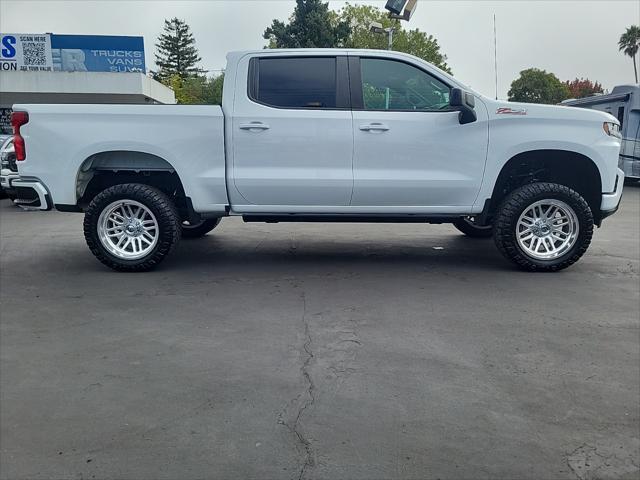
[619,25,640,83]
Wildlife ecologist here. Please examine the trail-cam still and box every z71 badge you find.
[496,107,527,115]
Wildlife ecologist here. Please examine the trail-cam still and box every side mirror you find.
[450,88,477,125]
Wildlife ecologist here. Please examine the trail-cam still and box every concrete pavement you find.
[1,187,638,479]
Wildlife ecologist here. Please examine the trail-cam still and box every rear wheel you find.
[181,218,220,238]
[493,182,593,272]
[453,217,493,238]
[84,183,181,272]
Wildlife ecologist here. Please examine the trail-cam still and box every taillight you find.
[11,111,29,161]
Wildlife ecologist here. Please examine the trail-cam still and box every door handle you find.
[359,123,390,132]
[239,122,270,131]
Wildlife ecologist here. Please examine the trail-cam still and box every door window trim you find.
[350,56,456,113]
[247,55,351,111]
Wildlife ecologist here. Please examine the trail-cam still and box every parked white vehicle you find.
[0,136,18,201]
[11,49,624,271]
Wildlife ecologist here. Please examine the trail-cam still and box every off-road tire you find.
[493,182,594,272]
[182,218,220,238]
[84,183,181,272]
[453,217,493,238]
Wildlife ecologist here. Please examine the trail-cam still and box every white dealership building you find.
[0,33,175,134]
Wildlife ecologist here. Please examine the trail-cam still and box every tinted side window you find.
[255,57,337,108]
[360,58,450,111]
[617,106,625,128]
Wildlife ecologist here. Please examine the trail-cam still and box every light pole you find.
[387,27,394,50]
[370,0,418,50]
[369,22,395,50]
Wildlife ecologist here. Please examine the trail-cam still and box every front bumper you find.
[600,168,625,222]
[10,179,52,210]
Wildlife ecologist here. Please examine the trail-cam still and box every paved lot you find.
[1,187,639,480]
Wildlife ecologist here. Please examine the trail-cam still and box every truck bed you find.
[14,103,228,213]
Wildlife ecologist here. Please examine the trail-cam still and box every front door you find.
[350,56,488,210]
[231,55,353,210]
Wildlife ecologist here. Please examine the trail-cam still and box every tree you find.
[203,74,224,105]
[154,18,202,80]
[264,0,350,48]
[508,68,570,104]
[166,73,224,105]
[340,3,451,73]
[564,78,604,99]
[618,25,640,83]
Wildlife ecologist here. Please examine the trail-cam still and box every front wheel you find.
[83,184,181,272]
[453,217,493,238]
[493,182,594,272]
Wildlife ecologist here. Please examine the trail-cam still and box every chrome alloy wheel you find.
[516,199,579,260]
[97,200,159,260]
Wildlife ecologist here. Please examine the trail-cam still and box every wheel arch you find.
[75,150,192,220]
[488,149,602,224]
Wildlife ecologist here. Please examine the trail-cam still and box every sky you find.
[1,0,639,99]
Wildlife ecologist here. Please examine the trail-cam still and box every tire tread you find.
[83,184,181,272]
[493,182,594,272]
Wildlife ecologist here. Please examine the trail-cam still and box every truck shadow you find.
[167,234,513,274]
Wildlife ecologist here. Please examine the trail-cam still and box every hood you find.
[482,98,618,124]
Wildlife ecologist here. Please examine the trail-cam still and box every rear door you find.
[230,55,353,210]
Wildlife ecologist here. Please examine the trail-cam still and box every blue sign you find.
[50,34,145,73]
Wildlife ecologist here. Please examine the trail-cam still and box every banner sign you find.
[50,35,145,73]
[0,33,145,73]
[1,33,53,72]
[0,108,12,134]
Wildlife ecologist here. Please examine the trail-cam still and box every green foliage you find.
[165,74,224,105]
[565,78,604,99]
[154,18,202,81]
[618,25,640,82]
[362,83,386,110]
[508,68,571,104]
[340,3,451,74]
[263,2,450,73]
[264,0,350,48]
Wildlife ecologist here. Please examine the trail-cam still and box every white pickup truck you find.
[11,49,624,272]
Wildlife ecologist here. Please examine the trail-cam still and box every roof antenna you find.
[494,13,498,100]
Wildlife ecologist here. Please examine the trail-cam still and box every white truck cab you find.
[11,49,624,271]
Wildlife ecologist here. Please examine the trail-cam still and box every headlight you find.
[603,122,621,138]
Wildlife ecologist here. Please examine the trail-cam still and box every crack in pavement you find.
[566,442,640,480]
[278,289,316,480]
[276,289,363,479]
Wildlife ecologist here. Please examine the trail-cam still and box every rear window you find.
[253,57,337,109]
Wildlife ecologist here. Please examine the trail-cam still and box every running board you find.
[242,215,461,224]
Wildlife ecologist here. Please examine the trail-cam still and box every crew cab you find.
[10,49,624,272]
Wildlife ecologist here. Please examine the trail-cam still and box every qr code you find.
[23,42,47,66]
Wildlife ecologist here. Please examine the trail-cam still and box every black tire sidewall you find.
[453,217,493,238]
[494,183,594,271]
[84,184,180,271]
[181,218,220,238]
